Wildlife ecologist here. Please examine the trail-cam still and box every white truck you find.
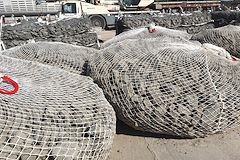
[60,0,117,28]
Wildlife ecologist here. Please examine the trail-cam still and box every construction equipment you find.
[60,0,117,29]
[119,0,221,11]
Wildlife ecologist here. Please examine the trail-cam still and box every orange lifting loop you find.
[0,75,19,94]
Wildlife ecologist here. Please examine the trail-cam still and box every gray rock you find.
[2,18,98,49]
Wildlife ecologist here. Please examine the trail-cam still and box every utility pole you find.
[0,16,6,51]
[80,0,85,18]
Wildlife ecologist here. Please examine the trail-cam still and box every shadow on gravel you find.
[116,119,187,139]
[106,26,116,30]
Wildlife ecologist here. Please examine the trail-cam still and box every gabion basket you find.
[2,18,99,49]
[1,42,96,75]
[0,55,116,160]
[191,25,240,58]
[103,26,191,48]
[116,13,212,34]
[90,39,240,138]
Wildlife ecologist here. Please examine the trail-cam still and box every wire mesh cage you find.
[90,38,240,138]
[102,26,191,48]
[1,42,97,75]
[0,55,116,160]
[191,25,240,58]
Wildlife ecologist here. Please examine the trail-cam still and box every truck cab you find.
[60,0,115,28]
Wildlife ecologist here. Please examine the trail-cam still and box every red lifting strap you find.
[231,56,238,61]
[0,76,19,94]
[149,28,156,33]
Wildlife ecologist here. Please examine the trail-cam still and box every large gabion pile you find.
[0,55,115,159]
[103,26,191,48]
[2,18,98,49]
[90,38,240,138]
[116,13,213,34]
[1,15,239,158]
[211,11,240,27]
[1,42,97,75]
[177,23,215,34]
[191,25,240,58]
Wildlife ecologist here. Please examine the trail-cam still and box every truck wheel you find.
[89,15,106,29]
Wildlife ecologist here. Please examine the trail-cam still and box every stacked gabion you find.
[191,25,240,58]
[177,23,215,34]
[2,18,98,49]
[90,38,240,138]
[211,11,240,27]
[0,54,115,160]
[116,13,213,34]
[103,26,191,48]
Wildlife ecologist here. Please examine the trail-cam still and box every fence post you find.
[0,15,6,51]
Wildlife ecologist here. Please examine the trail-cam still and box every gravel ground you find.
[108,121,240,160]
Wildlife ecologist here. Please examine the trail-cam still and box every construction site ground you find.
[98,29,240,160]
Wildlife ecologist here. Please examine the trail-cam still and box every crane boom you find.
[119,0,220,10]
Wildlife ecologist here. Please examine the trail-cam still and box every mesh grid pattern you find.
[90,39,240,138]
[191,25,240,58]
[0,55,115,160]
[103,26,191,48]
[1,42,96,75]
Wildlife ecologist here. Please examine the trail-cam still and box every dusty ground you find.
[108,121,240,160]
[98,29,116,42]
[98,29,240,160]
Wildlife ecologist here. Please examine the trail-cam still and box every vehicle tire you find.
[89,15,106,29]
